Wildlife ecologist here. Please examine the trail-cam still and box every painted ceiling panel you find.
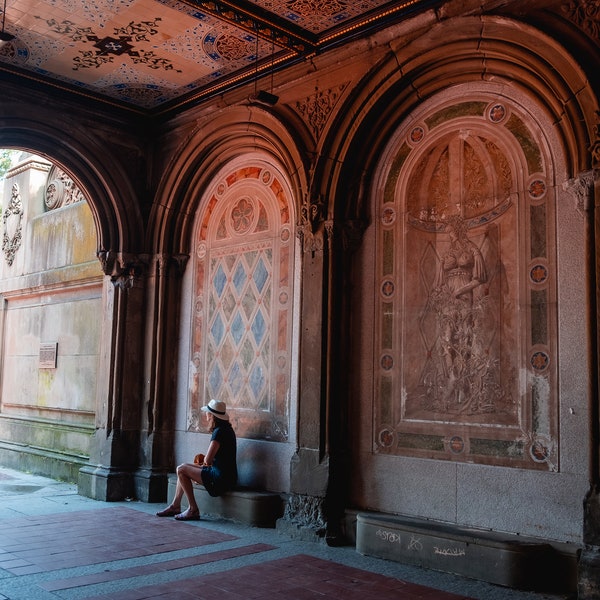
[0,0,433,113]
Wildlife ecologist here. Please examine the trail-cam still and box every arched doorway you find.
[0,151,102,481]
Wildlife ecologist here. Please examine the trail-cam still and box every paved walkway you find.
[0,466,574,600]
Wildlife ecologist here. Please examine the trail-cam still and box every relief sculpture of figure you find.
[421,215,499,413]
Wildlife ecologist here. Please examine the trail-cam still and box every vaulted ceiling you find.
[0,0,439,116]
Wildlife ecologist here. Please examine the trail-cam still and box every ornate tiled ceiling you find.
[0,0,435,115]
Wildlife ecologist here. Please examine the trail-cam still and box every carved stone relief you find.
[2,183,23,266]
[375,100,558,470]
[295,84,348,139]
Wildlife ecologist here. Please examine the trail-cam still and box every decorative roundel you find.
[381,279,395,298]
[380,354,394,370]
[216,182,226,196]
[45,180,65,210]
[277,354,287,369]
[194,297,204,315]
[528,179,546,199]
[196,242,207,259]
[279,290,289,305]
[530,438,550,463]
[409,126,425,144]
[488,103,507,123]
[449,436,465,454]
[530,350,550,371]
[280,226,291,242]
[529,264,548,285]
[261,170,273,185]
[379,428,394,448]
[381,206,396,226]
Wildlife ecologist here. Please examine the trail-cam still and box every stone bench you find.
[167,475,283,528]
[356,512,578,593]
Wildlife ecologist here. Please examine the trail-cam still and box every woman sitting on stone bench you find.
[156,399,238,521]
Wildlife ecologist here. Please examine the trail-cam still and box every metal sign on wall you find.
[39,342,57,369]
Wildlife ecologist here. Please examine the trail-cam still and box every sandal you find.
[156,506,180,517]
[174,509,200,521]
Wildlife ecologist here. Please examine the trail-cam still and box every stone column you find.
[277,195,331,541]
[133,253,188,502]
[278,193,365,543]
[78,253,146,501]
[573,158,600,597]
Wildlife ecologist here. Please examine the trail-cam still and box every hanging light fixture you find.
[0,0,15,43]
[248,22,278,106]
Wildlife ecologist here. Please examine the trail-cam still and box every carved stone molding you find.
[2,183,23,266]
[590,110,600,168]
[561,1,600,42]
[295,84,349,139]
[563,171,594,215]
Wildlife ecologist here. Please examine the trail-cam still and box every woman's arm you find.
[203,440,220,466]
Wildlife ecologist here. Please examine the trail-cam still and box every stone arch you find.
[320,15,596,226]
[0,119,143,269]
[185,154,297,444]
[149,106,310,258]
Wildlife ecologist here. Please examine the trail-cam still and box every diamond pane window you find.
[190,166,294,441]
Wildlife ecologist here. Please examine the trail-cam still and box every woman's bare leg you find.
[175,463,202,517]
[156,462,202,517]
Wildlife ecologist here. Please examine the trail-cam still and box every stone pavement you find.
[0,466,575,600]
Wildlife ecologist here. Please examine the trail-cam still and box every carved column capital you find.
[154,252,189,277]
[96,251,150,289]
[297,194,326,254]
[563,171,595,216]
[340,218,368,253]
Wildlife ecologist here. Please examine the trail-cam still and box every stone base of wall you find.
[167,474,283,527]
[356,512,578,594]
[0,441,87,483]
[78,465,134,502]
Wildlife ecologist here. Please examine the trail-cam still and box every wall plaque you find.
[39,342,57,369]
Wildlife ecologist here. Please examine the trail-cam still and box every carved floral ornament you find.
[295,84,349,139]
[45,165,86,210]
[561,0,600,40]
[2,183,23,266]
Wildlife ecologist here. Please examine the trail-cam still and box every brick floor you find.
[39,543,276,591]
[80,554,474,600]
[0,506,236,575]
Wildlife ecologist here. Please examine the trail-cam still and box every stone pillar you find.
[277,191,365,543]
[278,195,331,541]
[575,155,600,597]
[78,253,146,501]
[133,253,188,502]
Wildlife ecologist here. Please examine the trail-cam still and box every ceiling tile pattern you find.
[0,0,429,113]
